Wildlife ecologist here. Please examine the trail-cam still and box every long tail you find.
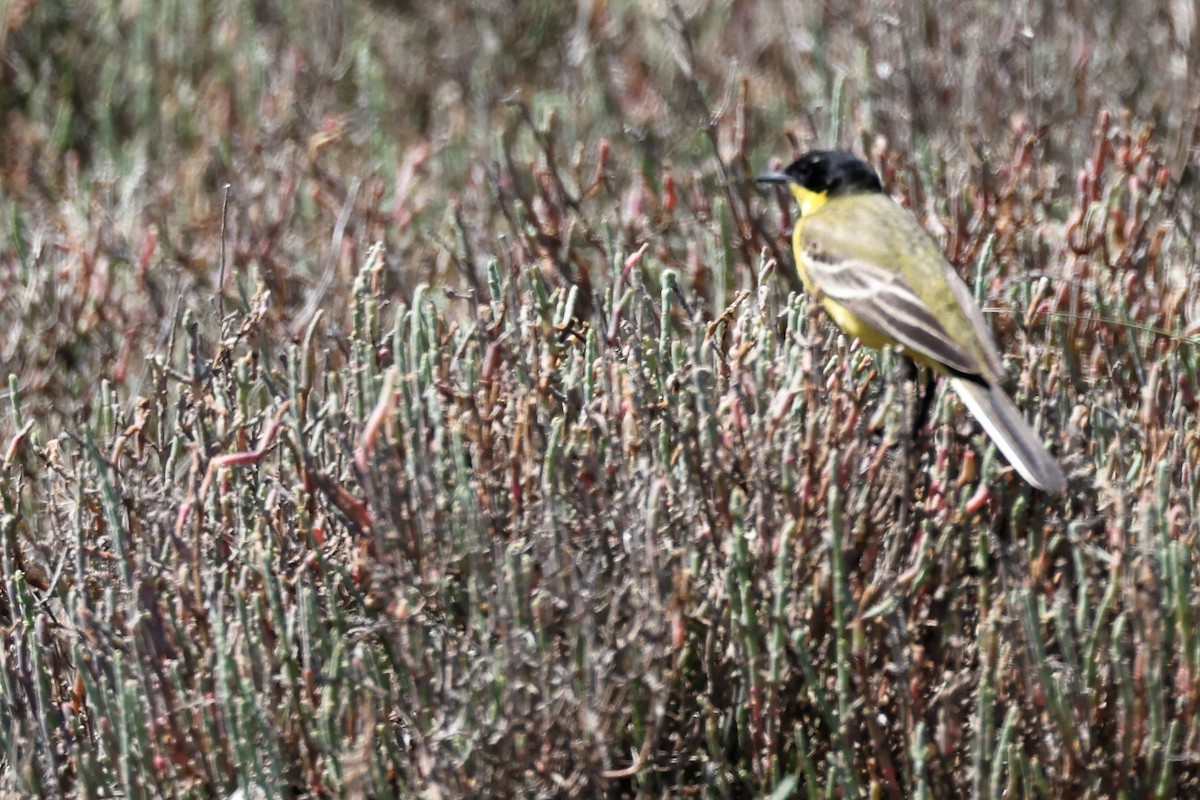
[949,377,1067,493]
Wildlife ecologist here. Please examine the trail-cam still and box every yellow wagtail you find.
[758,150,1066,493]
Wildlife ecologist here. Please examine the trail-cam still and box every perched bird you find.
[757,150,1066,493]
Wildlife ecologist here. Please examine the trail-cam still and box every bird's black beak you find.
[755,170,789,186]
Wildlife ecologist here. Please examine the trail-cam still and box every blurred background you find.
[3,0,1195,413]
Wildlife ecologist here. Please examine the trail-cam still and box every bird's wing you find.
[941,260,1005,378]
[800,241,984,379]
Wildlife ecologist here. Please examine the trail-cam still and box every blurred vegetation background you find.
[2,0,1199,797]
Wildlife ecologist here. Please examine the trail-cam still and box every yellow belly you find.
[820,296,894,351]
[794,219,894,352]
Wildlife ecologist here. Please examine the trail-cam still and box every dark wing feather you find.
[802,246,984,378]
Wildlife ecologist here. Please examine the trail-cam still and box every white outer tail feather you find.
[949,377,1067,494]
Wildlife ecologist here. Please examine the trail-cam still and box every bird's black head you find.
[757,150,883,197]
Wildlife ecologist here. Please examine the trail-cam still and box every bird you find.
[757,150,1066,493]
